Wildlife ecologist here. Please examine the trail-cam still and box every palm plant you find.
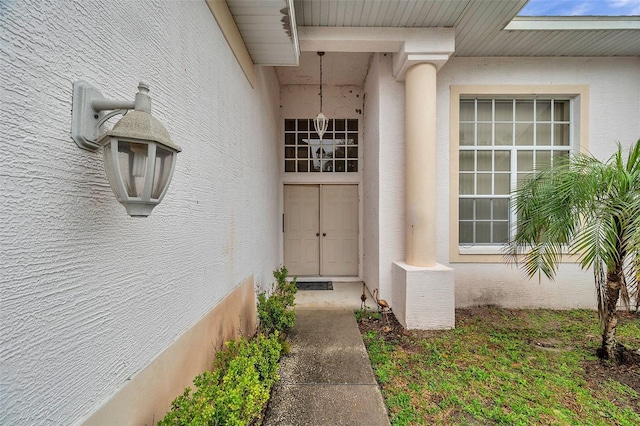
[506,139,640,361]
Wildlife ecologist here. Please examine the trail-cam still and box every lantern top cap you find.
[98,110,182,152]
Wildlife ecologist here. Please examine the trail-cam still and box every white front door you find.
[284,184,359,276]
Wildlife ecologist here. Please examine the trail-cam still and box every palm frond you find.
[507,139,640,321]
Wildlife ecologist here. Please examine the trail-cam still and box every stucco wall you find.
[363,54,381,295]
[364,55,639,311]
[0,1,281,424]
[376,53,406,304]
[440,57,640,308]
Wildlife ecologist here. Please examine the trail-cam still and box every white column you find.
[405,62,437,267]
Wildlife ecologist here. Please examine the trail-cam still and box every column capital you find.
[392,29,455,81]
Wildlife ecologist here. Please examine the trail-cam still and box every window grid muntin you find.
[459,98,572,246]
[284,119,358,173]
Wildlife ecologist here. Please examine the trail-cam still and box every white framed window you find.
[284,119,359,173]
[449,85,589,261]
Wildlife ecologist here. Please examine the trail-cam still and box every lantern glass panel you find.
[152,146,175,199]
[117,142,149,197]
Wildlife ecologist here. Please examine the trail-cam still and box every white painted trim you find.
[298,27,455,53]
[505,17,640,31]
[206,0,256,87]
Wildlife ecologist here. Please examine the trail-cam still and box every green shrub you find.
[257,266,297,336]
[158,333,282,426]
[159,267,296,425]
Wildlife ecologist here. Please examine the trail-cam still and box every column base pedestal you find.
[391,261,455,329]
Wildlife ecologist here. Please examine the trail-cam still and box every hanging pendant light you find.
[313,51,329,140]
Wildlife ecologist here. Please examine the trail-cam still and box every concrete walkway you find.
[263,308,390,426]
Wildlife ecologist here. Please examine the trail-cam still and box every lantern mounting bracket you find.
[71,80,140,151]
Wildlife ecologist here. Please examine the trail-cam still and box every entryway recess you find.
[284,184,358,277]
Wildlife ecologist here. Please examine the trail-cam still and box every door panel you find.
[284,184,358,277]
[284,185,320,276]
[321,185,359,276]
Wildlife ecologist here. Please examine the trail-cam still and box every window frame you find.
[283,118,359,174]
[449,85,590,263]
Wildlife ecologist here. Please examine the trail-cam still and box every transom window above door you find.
[284,119,359,173]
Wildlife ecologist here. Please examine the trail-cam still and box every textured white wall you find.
[362,55,639,310]
[0,1,281,424]
[439,57,640,308]
[363,54,381,294]
[376,54,405,304]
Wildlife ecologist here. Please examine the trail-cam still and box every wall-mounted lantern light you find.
[71,81,181,217]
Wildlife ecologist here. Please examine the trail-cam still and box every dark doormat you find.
[296,281,333,291]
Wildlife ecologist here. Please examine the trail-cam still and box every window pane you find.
[477,199,491,220]
[477,174,492,194]
[477,123,492,146]
[298,119,308,131]
[347,160,358,172]
[459,173,474,195]
[477,222,491,243]
[285,147,295,158]
[335,119,345,131]
[494,173,510,194]
[554,124,570,146]
[285,160,295,172]
[517,172,531,185]
[334,147,345,158]
[349,134,358,145]
[285,119,295,131]
[536,151,551,169]
[515,123,534,146]
[459,199,474,220]
[536,100,552,121]
[536,123,552,146]
[516,100,534,121]
[477,100,492,121]
[459,151,475,171]
[285,133,295,145]
[460,123,475,146]
[347,119,358,131]
[493,222,509,243]
[553,150,570,164]
[517,151,533,171]
[297,160,308,172]
[298,134,308,145]
[477,151,492,171]
[494,199,509,220]
[460,222,474,244]
[495,100,513,121]
[554,100,570,121]
[495,151,510,171]
[460,100,475,121]
[495,123,513,145]
[347,147,358,158]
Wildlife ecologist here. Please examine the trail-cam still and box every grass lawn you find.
[358,307,640,425]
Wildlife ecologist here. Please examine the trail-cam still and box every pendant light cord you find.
[319,51,324,112]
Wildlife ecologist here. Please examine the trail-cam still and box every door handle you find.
[316,232,320,237]
[323,233,327,237]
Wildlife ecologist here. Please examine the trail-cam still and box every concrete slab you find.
[263,309,389,426]
[264,384,389,426]
[295,281,372,311]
